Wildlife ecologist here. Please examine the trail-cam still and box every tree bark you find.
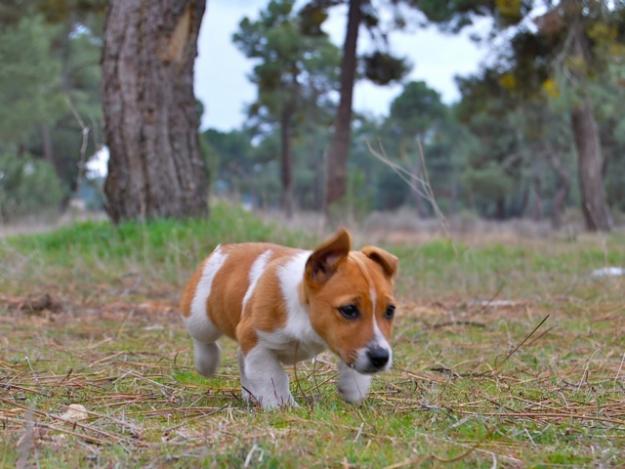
[324,0,362,218]
[102,0,208,222]
[567,14,612,231]
[280,108,294,218]
[41,124,55,167]
[570,100,613,231]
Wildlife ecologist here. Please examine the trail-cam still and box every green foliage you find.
[300,0,411,85]
[390,81,446,134]
[233,0,340,126]
[415,0,532,30]
[0,4,103,203]
[362,51,409,85]
[463,164,514,202]
[0,15,62,143]
[0,154,64,221]
[232,0,340,211]
[3,203,313,273]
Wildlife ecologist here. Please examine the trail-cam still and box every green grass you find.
[0,203,315,295]
[1,206,625,467]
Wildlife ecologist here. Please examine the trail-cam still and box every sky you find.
[194,1,492,132]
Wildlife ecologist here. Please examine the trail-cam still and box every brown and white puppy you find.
[180,229,398,409]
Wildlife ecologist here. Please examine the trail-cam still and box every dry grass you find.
[1,212,625,467]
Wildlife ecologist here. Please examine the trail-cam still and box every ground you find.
[1,205,625,467]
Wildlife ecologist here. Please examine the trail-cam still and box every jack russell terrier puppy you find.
[180,228,398,409]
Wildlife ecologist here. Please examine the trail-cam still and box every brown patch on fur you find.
[361,245,398,279]
[235,253,297,353]
[237,321,259,354]
[181,243,299,342]
[305,228,351,288]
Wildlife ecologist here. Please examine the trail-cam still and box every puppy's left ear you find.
[361,246,398,279]
[305,228,351,288]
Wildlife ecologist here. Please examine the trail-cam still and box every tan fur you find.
[202,243,296,338]
[235,248,298,353]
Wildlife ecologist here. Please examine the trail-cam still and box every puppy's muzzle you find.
[367,345,390,370]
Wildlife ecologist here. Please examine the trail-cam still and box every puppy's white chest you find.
[274,340,326,364]
[257,327,326,364]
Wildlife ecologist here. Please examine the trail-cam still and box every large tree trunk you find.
[280,108,294,218]
[324,0,361,218]
[102,0,208,222]
[570,100,613,231]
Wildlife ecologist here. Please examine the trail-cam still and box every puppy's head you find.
[303,229,398,374]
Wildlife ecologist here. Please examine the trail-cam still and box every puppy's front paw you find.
[337,362,372,405]
[258,394,299,410]
[338,383,368,405]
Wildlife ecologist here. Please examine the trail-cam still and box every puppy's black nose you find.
[367,346,389,369]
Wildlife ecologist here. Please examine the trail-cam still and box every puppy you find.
[180,229,398,409]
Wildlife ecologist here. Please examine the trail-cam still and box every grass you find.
[1,204,625,467]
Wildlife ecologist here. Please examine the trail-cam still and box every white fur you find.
[349,272,392,373]
[238,348,253,403]
[352,316,392,373]
[372,316,393,369]
[242,249,273,308]
[193,340,221,377]
[243,344,296,409]
[257,251,326,363]
[337,360,372,404]
[185,246,228,376]
[242,251,327,408]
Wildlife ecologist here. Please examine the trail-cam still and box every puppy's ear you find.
[305,228,351,288]
[361,246,398,279]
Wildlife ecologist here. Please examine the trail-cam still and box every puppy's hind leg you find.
[185,309,222,377]
[193,338,221,377]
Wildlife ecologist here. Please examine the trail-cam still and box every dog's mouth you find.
[345,356,392,375]
[348,363,384,374]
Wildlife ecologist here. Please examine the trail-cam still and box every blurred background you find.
[1,0,625,235]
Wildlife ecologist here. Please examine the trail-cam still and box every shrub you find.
[0,153,64,221]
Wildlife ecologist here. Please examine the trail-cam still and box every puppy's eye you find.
[338,304,360,320]
[384,304,396,320]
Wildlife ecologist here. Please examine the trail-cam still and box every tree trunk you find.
[324,0,362,218]
[102,0,208,222]
[567,15,612,231]
[280,108,294,218]
[570,100,612,231]
[495,197,506,220]
[528,171,544,221]
[41,124,55,167]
